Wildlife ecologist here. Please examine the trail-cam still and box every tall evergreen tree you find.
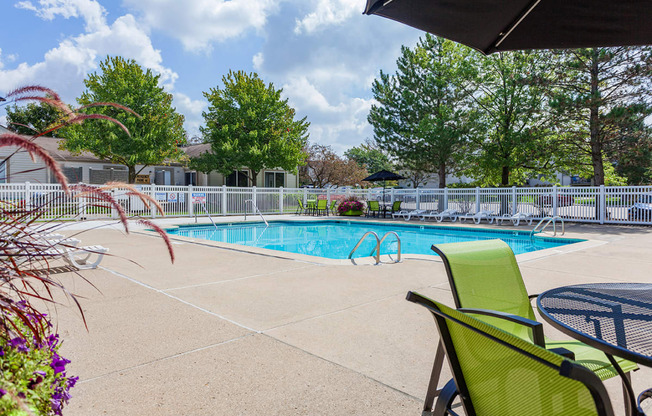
[368,35,472,188]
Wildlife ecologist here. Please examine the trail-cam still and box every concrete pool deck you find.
[47,215,651,415]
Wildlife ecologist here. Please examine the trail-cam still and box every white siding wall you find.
[0,147,48,184]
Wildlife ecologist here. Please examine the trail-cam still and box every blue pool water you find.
[165,220,583,259]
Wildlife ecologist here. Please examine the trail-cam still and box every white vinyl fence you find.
[2,182,652,226]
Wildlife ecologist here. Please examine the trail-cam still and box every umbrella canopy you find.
[364,0,652,55]
[362,170,406,182]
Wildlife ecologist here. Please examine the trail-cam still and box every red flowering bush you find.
[337,196,364,213]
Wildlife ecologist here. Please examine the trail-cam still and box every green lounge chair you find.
[315,199,328,216]
[366,200,381,217]
[406,291,615,416]
[425,239,637,414]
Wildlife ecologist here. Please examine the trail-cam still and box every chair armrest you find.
[548,347,575,360]
[458,308,545,348]
[528,294,540,300]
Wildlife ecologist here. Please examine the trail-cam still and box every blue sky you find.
[0,0,422,153]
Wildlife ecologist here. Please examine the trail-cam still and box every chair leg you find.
[431,379,458,416]
[624,371,633,416]
[423,341,446,414]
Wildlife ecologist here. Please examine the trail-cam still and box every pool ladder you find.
[348,231,402,265]
[530,216,565,238]
[244,199,268,226]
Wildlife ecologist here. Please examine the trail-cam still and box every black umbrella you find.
[364,0,652,55]
[363,170,406,202]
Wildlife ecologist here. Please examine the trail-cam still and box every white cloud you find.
[122,0,278,52]
[15,0,107,31]
[294,0,361,34]
[1,3,178,103]
[252,52,264,71]
[173,92,207,139]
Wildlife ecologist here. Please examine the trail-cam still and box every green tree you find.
[194,70,309,186]
[463,50,561,187]
[368,35,472,188]
[550,47,652,185]
[604,104,652,185]
[63,56,186,183]
[344,139,394,173]
[5,98,70,136]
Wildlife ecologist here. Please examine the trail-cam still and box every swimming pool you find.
[165,220,583,260]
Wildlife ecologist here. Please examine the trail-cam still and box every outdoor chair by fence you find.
[393,209,427,220]
[296,199,305,215]
[498,212,534,226]
[421,209,458,222]
[458,210,496,224]
[315,199,329,216]
[425,240,637,414]
[366,200,381,217]
[329,200,337,215]
[389,201,402,215]
[406,291,615,416]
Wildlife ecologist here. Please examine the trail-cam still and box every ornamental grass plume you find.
[0,85,175,415]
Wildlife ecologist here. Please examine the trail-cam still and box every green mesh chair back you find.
[391,201,402,212]
[297,199,305,210]
[329,200,337,212]
[368,200,380,211]
[316,199,328,210]
[432,239,535,341]
[407,291,614,416]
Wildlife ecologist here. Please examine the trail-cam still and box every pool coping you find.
[137,218,607,266]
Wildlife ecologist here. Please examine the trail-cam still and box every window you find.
[226,170,249,187]
[0,159,6,184]
[265,171,284,188]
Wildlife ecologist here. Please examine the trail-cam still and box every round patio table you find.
[537,283,652,415]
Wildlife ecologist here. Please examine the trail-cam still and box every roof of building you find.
[181,143,211,158]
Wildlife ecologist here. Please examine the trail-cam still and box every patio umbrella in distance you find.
[363,0,652,55]
[362,170,406,202]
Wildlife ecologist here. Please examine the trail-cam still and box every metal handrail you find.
[349,231,402,264]
[195,202,218,230]
[349,231,381,264]
[378,231,402,263]
[244,199,268,226]
[530,216,565,238]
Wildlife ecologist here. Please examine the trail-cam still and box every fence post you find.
[326,187,331,205]
[150,184,157,218]
[512,186,517,215]
[475,187,480,213]
[188,184,194,218]
[279,187,284,214]
[444,187,448,211]
[24,182,31,211]
[222,185,227,215]
[416,188,421,210]
[111,188,117,220]
[599,185,606,224]
[552,185,558,218]
[252,186,257,216]
[390,188,395,204]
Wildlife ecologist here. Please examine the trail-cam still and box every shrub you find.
[337,196,364,213]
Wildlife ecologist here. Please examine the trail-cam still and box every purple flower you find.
[8,337,29,353]
[50,354,70,374]
[0,389,6,398]
[34,370,47,377]
[0,347,4,356]
[17,392,26,399]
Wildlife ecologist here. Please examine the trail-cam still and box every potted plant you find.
[337,196,364,216]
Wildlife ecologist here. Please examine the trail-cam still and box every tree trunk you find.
[438,164,446,189]
[501,166,510,186]
[128,165,136,184]
[249,170,258,187]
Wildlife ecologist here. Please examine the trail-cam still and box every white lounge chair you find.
[393,209,427,221]
[424,208,459,222]
[62,245,109,269]
[417,210,441,221]
[504,212,534,226]
[459,210,496,224]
